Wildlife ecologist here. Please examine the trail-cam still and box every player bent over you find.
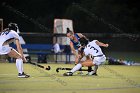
[66,28,93,75]
[63,38,109,76]
[0,23,30,78]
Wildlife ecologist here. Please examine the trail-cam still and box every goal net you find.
[53,19,75,63]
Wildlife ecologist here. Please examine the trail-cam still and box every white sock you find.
[70,63,82,73]
[93,65,98,73]
[16,58,23,74]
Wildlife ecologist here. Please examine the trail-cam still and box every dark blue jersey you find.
[70,33,81,49]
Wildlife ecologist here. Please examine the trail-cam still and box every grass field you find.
[0,62,140,93]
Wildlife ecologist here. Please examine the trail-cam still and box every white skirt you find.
[93,55,106,65]
[0,45,12,55]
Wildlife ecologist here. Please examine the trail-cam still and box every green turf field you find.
[0,63,140,93]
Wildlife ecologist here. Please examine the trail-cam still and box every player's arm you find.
[77,33,88,40]
[70,41,78,57]
[95,40,109,47]
[77,46,83,59]
[15,39,27,62]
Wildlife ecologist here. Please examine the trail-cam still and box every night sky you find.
[0,0,139,33]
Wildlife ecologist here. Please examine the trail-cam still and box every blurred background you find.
[0,0,140,63]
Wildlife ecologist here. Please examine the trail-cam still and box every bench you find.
[10,44,72,63]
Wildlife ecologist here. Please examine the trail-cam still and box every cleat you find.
[18,72,30,78]
[86,71,98,76]
[92,73,98,76]
[63,72,73,76]
[22,72,30,77]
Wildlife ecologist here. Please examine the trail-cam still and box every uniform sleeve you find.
[92,40,98,43]
[11,30,20,40]
[84,48,89,56]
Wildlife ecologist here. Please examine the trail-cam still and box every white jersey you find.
[84,40,104,57]
[0,30,20,46]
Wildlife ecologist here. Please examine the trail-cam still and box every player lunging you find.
[0,23,30,78]
[63,37,109,76]
[66,28,93,75]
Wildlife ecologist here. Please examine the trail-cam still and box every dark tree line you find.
[0,0,139,33]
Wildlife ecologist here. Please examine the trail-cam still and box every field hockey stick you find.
[56,67,93,73]
[30,62,51,70]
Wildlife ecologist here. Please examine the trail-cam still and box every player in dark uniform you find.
[66,28,93,75]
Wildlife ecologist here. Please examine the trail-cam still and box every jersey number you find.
[88,45,98,53]
[1,31,10,36]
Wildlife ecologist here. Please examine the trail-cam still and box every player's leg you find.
[63,63,82,76]
[63,53,84,76]
[80,57,98,76]
[8,48,21,58]
[85,56,93,75]
[8,48,29,78]
[75,53,83,74]
[81,60,94,67]
[88,65,98,76]
[89,55,106,75]
[75,55,79,64]
[63,60,94,76]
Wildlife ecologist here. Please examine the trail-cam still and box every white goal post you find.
[0,18,3,32]
[53,19,75,63]
[54,19,73,45]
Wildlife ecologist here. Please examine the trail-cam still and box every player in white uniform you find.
[63,37,109,76]
[0,23,30,78]
[66,28,93,75]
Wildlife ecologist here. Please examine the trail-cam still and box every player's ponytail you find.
[8,23,18,32]
[66,28,73,34]
[79,37,89,46]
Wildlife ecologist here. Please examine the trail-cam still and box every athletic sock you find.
[16,58,23,74]
[93,65,98,73]
[88,66,92,72]
[79,68,82,71]
[70,63,82,73]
